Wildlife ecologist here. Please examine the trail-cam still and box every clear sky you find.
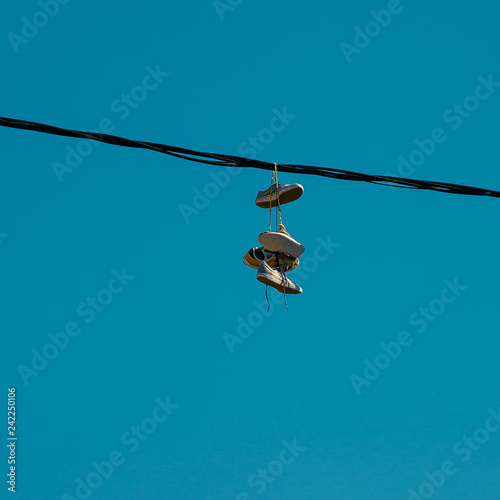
[2,1,500,499]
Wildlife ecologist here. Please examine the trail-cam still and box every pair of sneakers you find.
[243,183,305,295]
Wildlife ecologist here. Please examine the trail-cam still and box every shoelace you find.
[264,255,289,311]
[269,163,285,232]
[275,253,288,309]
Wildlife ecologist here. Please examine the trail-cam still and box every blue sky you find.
[2,1,500,499]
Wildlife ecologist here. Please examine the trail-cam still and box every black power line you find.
[1,116,499,199]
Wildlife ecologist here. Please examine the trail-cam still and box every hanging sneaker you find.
[243,247,299,273]
[256,261,303,294]
[258,228,304,258]
[255,183,304,208]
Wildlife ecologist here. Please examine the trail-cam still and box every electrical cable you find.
[1,116,499,199]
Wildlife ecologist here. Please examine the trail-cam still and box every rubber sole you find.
[256,273,302,294]
[258,232,304,258]
[255,185,303,208]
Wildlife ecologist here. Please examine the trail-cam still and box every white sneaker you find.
[256,261,303,294]
[255,183,304,208]
[258,229,304,258]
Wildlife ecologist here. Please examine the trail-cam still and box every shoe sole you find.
[256,273,302,294]
[255,186,303,208]
[243,255,261,269]
[258,232,304,258]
